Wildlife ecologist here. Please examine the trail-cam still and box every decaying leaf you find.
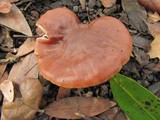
[137,0,160,14]
[98,107,119,120]
[45,97,116,119]
[0,71,8,83]
[0,4,32,36]
[0,80,14,102]
[1,78,43,120]
[133,35,151,52]
[122,0,147,32]
[0,64,7,79]
[7,38,37,84]
[0,0,12,13]
[115,111,128,120]
[100,0,116,8]
[148,81,160,94]
[99,107,128,120]
[148,34,160,58]
[144,21,160,37]
[8,53,38,85]
[16,38,35,57]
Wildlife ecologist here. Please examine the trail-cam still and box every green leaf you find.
[110,74,160,120]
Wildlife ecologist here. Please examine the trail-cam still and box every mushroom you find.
[35,7,132,88]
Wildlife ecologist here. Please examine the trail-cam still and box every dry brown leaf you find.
[148,12,160,23]
[145,21,160,37]
[115,111,128,120]
[148,81,160,94]
[0,64,7,79]
[0,4,32,36]
[8,53,38,85]
[16,38,35,57]
[45,97,116,119]
[148,34,160,58]
[0,71,8,83]
[8,38,37,84]
[0,0,12,13]
[0,80,14,102]
[1,78,43,120]
[98,106,119,119]
[122,0,147,32]
[133,35,151,52]
[100,0,116,8]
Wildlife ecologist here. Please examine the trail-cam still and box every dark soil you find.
[1,0,160,120]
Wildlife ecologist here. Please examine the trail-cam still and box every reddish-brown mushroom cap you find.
[35,7,132,88]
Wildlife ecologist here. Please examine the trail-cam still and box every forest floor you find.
[0,0,160,120]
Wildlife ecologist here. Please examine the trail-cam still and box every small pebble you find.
[73,6,79,12]
[88,0,96,8]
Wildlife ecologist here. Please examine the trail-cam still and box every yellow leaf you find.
[148,34,160,58]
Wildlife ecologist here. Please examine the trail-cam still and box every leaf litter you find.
[0,0,160,120]
[122,0,148,32]
[142,18,160,37]
[0,4,32,36]
[1,78,43,120]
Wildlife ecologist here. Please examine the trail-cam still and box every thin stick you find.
[0,56,19,64]
[13,34,39,38]
[0,46,17,53]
